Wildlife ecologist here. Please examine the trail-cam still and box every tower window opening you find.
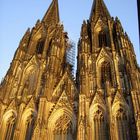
[98,31,108,47]
[36,40,45,54]
[101,62,113,88]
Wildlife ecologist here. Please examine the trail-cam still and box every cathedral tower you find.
[0,0,78,140]
[0,0,140,140]
[77,0,140,139]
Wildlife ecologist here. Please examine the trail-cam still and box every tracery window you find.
[28,71,36,93]
[23,65,38,96]
[98,30,110,47]
[92,108,108,140]
[98,31,108,47]
[53,114,73,140]
[114,108,130,140]
[101,62,113,88]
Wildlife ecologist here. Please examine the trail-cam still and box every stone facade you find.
[0,0,140,140]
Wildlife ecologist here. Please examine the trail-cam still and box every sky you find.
[0,0,139,81]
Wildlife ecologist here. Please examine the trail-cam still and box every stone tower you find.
[77,0,140,140]
[0,0,78,139]
[0,0,140,140]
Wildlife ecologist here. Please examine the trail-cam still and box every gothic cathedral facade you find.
[0,0,140,140]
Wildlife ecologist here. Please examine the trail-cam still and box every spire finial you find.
[90,0,111,22]
[42,0,60,25]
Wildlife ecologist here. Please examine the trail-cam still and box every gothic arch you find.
[48,107,76,140]
[89,103,108,140]
[96,57,115,89]
[19,58,39,96]
[94,18,108,33]
[36,39,45,55]
[46,38,61,73]
[112,102,130,140]
[19,108,36,140]
[96,49,113,67]
[112,98,130,117]
[89,103,107,122]
[94,20,110,48]
[98,30,110,47]
[0,110,17,140]
[27,30,44,54]
[23,57,39,74]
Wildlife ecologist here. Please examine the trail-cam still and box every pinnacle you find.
[90,0,111,22]
[42,0,60,25]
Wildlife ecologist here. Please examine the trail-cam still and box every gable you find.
[96,47,112,66]
[52,70,78,102]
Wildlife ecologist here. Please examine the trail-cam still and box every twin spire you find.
[90,0,111,21]
[42,0,60,25]
[42,0,111,25]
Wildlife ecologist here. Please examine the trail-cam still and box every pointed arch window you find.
[98,31,107,47]
[28,71,37,93]
[98,31,110,47]
[101,62,113,88]
[23,68,38,96]
[53,114,73,140]
[92,108,108,140]
[46,39,60,58]
[36,39,45,54]
[114,108,130,140]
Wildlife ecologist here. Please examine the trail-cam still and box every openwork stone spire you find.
[90,0,111,21]
[42,0,60,25]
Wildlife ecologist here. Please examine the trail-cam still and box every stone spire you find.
[42,0,60,25]
[90,0,111,21]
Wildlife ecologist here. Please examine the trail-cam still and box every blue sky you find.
[0,0,139,81]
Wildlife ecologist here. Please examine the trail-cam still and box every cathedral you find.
[0,0,140,139]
